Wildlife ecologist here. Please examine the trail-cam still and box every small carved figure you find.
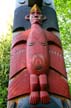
[26,4,50,104]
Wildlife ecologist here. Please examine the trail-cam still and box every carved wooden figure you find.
[27,18,50,104]
[25,5,50,104]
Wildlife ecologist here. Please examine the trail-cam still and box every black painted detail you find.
[28,0,43,7]
[13,27,25,32]
[62,101,69,108]
[42,6,59,31]
[12,40,27,48]
[13,6,31,32]
[49,66,67,79]
[48,41,61,48]
[13,6,59,32]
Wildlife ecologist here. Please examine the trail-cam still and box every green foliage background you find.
[55,0,71,93]
[0,0,71,108]
[0,26,12,108]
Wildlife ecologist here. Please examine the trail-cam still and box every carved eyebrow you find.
[27,42,48,46]
[28,42,35,46]
[40,42,48,46]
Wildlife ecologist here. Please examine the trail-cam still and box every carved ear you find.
[25,15,30,21]
[42,16,47,21]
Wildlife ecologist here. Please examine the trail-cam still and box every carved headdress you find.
[30,4,41,13]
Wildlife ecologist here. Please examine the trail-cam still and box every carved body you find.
[27,24,49,75]
[7,29,71,108]
[27,24,50,104]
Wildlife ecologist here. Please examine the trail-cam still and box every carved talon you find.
[30,91,40,104]
[40,91,50,104]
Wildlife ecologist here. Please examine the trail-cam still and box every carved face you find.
[30,11,43,25]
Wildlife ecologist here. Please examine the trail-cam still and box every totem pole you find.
[7,0,71,108]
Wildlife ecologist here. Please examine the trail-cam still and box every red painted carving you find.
[10,44,26,78]
[49,45,67,78]
[8,70,30,100]
[8,4,71,106]
[48,69,70,99]
[27,24,49,75]
[45,31,61,47]
[12,29,30,48]
[25,4,50,104]
[8,69,70,100]
[27,24,50,104]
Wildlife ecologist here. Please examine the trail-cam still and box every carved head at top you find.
[25,4,47,25]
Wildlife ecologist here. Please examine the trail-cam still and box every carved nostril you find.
[35,66,43,71]
[35,16,38,18]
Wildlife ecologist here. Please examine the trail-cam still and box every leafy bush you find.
[0,27,12,108]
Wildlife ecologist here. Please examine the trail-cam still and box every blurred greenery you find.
[0,25,12,108]
[55,0,71,93]
[0,0,71,108]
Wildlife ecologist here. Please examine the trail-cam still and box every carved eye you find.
[18,0,25,4]
[28,42,35,46]
[41,42,48,46]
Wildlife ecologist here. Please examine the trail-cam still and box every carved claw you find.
[30,91,40,104]
[40,91,50,104]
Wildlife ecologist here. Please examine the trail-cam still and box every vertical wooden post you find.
[7,0,71,108]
